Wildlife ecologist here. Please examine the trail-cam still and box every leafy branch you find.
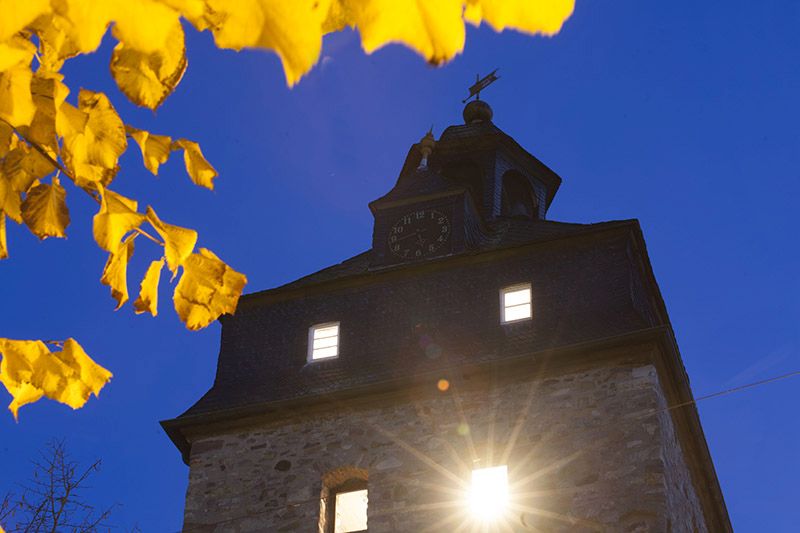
[0,0,574,418]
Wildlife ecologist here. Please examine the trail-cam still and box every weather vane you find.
[462,69,500,103]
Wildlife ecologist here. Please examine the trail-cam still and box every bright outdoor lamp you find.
[469,465,509,521]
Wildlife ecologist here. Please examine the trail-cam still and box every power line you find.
[654,368,800,416]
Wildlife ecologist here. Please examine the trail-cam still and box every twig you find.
[41,340,64,347]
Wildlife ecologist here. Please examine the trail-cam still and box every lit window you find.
[333,487,368,532]
[309,322,340,361]
[469,465,508,521]
[501,284,532,323]
[320,469,369,533]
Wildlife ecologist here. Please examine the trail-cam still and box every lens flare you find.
[469,465,508,521]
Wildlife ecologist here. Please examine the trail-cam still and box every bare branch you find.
[3,439,116,533]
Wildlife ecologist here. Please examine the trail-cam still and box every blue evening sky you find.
[1,1,798,531]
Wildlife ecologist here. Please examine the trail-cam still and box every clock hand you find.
[396,229,427,242]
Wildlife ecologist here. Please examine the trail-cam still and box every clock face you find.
[388,209,451,260]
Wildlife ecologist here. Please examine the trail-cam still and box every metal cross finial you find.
[462,69,500,103]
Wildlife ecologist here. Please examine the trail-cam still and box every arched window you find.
[446,161,486,216]
[319,467,369,533]
[500,172,538,219]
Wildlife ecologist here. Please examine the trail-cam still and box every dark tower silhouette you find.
[163,100,730,533]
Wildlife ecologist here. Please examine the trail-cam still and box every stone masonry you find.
[182,353,705,532]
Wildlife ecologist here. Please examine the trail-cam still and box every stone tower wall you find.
[182,358,706,532]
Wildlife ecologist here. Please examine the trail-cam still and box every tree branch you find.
[0,117,164,248]
[7,439,116,532]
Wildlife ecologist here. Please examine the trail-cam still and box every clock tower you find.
[370,99,561,268]
[163,98,731,533]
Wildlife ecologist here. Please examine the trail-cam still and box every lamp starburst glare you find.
[469,465,509,521]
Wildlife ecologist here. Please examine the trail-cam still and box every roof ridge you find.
[239,219,638,302]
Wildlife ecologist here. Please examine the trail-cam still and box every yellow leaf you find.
[172,138,217,189]
[134,258,164,316]
[464,0,575,36]
[33,12,84,72]
[92,186,145,252]
[111,0,182,54]
[0,212,7,259]
[161,0,212,31]
[21,177,69,239]
[0,337,112,420]
[62,90,127,188]
[2,380,43,421]
[110,15,187,109]
[22,72,70,153]
[100,233,135,309]
[346,0,466,65]
[206,0,331,86]
[1,148,30,197]
[126,125,172,175]
[58,338,113,399]
[0,0,50,42]
[55,101,88,139]
[21,147,56,184]
[321,0,349,34]
[0,120,14,157]
[0,34,37,71]
[145,206,197,276]
[0,174,22,223]
[38,0,183,64]
[45,0,114,56]
[322,0,574,71]
[173,248,247,330]
[0,65,35,127]
[1,145,55,194]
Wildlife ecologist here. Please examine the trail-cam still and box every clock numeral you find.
[388,210,451,261]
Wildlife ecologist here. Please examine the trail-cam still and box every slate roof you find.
[434,121,562,208]
[169,111,657,420]
[369,167,464,208]
[275,218,624,291]
[177,217,658,418]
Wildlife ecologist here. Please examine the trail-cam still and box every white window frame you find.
[500,283,532,324]
[308,322,340,362]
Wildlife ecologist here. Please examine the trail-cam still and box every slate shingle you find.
[178,218,657,418]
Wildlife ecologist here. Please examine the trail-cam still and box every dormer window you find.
[309,322,340,361]
[501,284,532,323]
